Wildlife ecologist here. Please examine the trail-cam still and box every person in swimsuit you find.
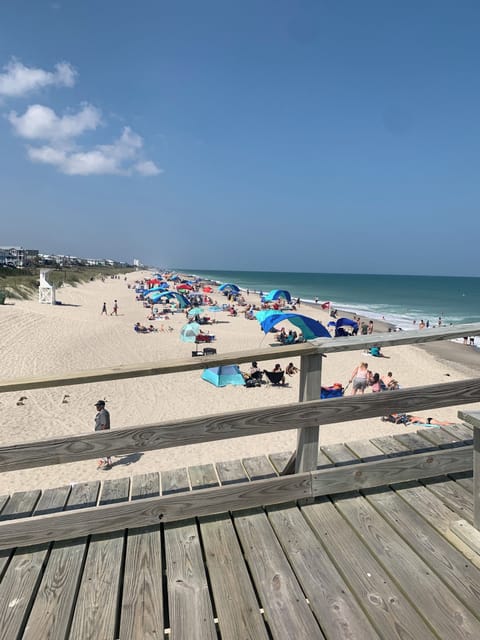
[349,362,370,395]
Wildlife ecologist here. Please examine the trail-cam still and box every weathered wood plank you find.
[119,473,163,640]
[364,488,480,616]
[165,519,217,640]
[345,439,385,461]
[233,507,324,639]
[267,504,380,639]
[68,477,130,640]
[216,459,248,484]
[0,495,9,515]
[3,378,480,472]
[295,352,322,473]
[320,443,358,465]
[268,451,293,474]
[302,498,437,639]
[0,490,41,581]
[200,513,269,639]
[189,464,218,490]
[22,481,100,640]
[394,431,438,452]
[450,519,480,556]
[161,468,190,495]
[0,486,70,640]
[369,435,410,457]
[416,426,464,448]
[242,455,277,480]
[394,481,480,570]
[422,476,474,523]
[335,492,480,638]
[441,422,475,441]
[0,446,474,550]
[164,468,216,640]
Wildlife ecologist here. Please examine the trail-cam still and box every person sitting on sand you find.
[382,371,400,390]
[134,322,149,333]
[285,362,299,376]
[370,372,385,392]
[250,361,263,381]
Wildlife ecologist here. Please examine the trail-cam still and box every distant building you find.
[0,246,38,267]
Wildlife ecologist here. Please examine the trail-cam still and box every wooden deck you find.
[1,422,480,639]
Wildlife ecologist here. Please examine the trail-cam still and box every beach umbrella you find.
[208,305,223,313]
[201,365,245,387]
[258,312,331,340]
[188,307,204,316]
[177,283,193,291]
[202,286,213,293]
[255,309,281,323]
[180,322,201,343]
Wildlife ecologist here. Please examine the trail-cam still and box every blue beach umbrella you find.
[259,313,331,340]
[180,322,201,342]
[188,307,204,316]
[208,305,223,313]
[201,365,245,387]
[263,289,292,303]
[254,309,281,323]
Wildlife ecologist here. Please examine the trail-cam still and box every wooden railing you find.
[1,322,480,547]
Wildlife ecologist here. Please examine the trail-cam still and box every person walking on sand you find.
[94,400,112,470]
[110,299,118,316]
[101,302,108,315]
[349,362,370,395]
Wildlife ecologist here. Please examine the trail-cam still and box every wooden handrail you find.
[0,323,479,394]
[2,378,480,472]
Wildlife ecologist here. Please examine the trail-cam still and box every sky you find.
[1,1,479,276]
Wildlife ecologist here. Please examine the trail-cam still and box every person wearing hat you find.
[94,400,112,470]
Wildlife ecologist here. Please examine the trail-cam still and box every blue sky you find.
[1,1,479,275]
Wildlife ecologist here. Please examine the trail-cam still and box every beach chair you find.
[263,370,286,386]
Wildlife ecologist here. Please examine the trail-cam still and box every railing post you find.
[474,424,480,530]
[295,352,323,473]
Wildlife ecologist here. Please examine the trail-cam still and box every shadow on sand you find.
[112,452,144,467]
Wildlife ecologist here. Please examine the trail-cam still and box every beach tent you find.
[147,291,190,308]
[258,313,331,340]
[145,284,169,295]
[334,317,359,337]
[201,365,245,387]
[254,309,282,323]
[262,289,292,303]
[218,283,240,293]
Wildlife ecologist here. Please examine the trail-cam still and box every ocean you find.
[178,269,480,331]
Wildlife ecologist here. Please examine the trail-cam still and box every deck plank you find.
[320,443,358,465]
[335,491,480,638]
[344,439,385,462]
[165,466,216,640]
[302,498,437,639]
[234,507,324,639]
[0,486,70,640]
[189,464,218,490]
[200,513,269,639]
[242,455,277,480]
[161,467,190,494]
[369,435,410,457]
[416,426,464,448]
[364,487,480,617]
[441,422,474,442]
[22,481,100,640]
[69,477,130,640]
[267,503,381,639]
[394,432,438,452]
[422,476,473,523]
[119,473,164,640]
[216,459,248,484]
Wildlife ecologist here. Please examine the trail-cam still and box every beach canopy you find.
[147,291,190,308]
[201,365,245,387]
[145,284,169,294]
[258,312,331,340]
[218,283,240,293]
[180,322,201,343]
[254,309,282,323]
[188,307,204,316]
[262,289,292,303]
[334,317,359,337]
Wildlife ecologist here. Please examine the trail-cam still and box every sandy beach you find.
[1,271,479,495]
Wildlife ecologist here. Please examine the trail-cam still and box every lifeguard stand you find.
[39,269,56,305]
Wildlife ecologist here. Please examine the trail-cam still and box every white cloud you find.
[135,160,163,176]
[8,103,101,140]
[0,59,76,98]
[27,126,162,176]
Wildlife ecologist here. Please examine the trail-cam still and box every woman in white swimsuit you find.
[349,362,370,395]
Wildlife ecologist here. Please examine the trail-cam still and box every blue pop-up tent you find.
[147,291,190,308]
[262,289,292,303]
[334,317,359,337]
[218,283,240,293]
[258,312,331,340]
[202,365,245,387]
